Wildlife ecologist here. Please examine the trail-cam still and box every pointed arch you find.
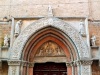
[10,17,90,60]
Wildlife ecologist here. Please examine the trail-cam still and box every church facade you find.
[0,0,100,75]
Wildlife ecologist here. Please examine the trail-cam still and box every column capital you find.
[8,60,29,66]
[8,60,21,66]
[66,61,76,67]
[75,59,93,66]
[80,59,93,65]
[28,62,34,68]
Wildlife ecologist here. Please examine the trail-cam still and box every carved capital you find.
[74,59,93,66]
[80,60,93,65]
[28,62,34,67]
[8,60,21,66]
[66,62,71,67]
[66,61,77,67]
[76,59,93,65]
[21,61,28,67]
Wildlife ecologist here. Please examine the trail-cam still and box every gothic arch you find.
[8,17,92,75]
[10,17,90,60]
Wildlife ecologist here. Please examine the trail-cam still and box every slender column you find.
[66,62,72,75]
[21,61,28,75]
[85,17,90,47]
[28,62,34,75]
[10,18,15,47]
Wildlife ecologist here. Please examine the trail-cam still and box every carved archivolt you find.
[10,17,90,59]
[36,41,65,56]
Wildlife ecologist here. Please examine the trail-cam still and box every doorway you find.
[33,62,67,75]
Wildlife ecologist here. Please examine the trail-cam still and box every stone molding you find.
[10,17,90,59]
[75,60,93,66]
[80,60,93,65]
[8,60,21,66]
[8,60,35,67]
[66,59,93,67]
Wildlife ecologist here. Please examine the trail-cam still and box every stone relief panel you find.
[10,17,90,59]
[36,41,65,56]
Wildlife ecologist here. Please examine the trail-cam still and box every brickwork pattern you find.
[89,22,100,46]
[0,0,100,20]
[0,24,11,47]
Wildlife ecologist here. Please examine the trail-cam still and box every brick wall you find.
[89,22,100,46]
[0,24,11,47]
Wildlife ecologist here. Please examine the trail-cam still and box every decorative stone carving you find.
[79,21,86,36]
[28,62,34,67]
[90,35,96,46]
[10,17,89,59]
[75,60,93,66]
[66,62,71,67]
[14,20,22,37]
[36,41,65,56]
[65,61,76,67]
[80,60,93,65]
[48,5,53,17]
[8,60,21,66]
[22,61,28,67]
[3,34,9,47]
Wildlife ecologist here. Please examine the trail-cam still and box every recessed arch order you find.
[10,17,90,60]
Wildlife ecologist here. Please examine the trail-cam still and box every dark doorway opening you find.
[33,62,67,75]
